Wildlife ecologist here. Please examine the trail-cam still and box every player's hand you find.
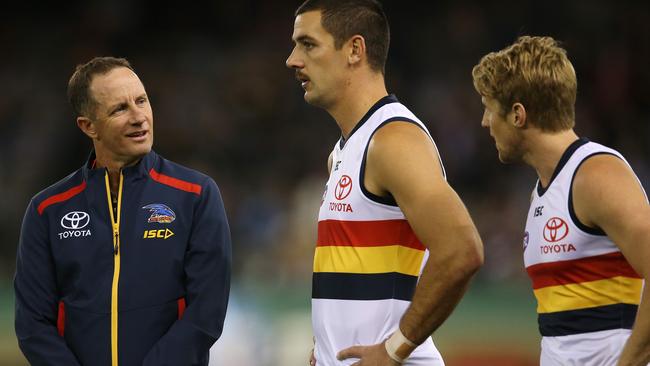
[336,341,400,366]
[309,347,316,365]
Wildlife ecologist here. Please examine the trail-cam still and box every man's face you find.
[88,67,153,164]
[286,10,347,109]
[481,96,524,163]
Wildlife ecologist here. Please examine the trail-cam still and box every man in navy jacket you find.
[14,57,232,366]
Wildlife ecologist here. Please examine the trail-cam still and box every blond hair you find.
[472,36,576,132]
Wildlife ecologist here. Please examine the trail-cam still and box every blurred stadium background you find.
[1,0,648,364]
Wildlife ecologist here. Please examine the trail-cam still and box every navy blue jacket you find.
[15,150,231,366]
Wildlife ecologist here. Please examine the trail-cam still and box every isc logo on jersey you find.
[58,211,92,239]
[329,175,353,213]
[540,217,576,254]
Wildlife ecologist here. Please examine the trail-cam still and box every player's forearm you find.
[399,229,483,344]
[617,286,650,366]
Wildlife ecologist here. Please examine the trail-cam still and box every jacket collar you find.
[82,150,158,181]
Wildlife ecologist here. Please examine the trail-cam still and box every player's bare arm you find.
[572,154,650,366]
[337,122,484,364]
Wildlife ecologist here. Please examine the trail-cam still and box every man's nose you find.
[129,105,146,124]
[286,47,302,69]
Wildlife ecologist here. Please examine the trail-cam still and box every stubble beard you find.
[498,135,525,164]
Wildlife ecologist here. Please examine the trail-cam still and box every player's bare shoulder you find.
[573,153,646,229]
[367,121,443,177]
[365,121,445,200]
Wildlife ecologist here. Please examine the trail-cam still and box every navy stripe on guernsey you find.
[539,303,638,337]
[567,152,618,236]
[312,272,417,301]
[537,137,589,196]
[359,117,421,206]
[339,94,399,149]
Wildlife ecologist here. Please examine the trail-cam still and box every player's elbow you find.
[455,228,484,277]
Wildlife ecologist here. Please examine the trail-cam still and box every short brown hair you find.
[67,57,134,118]
[472,36,577,132]
[296,0,390,74]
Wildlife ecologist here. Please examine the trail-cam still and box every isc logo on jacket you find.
[143,228,175,239]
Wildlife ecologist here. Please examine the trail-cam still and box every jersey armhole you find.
[568,152,620,236]
[359,117,444,206]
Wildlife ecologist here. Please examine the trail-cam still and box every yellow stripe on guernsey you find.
[534,276,643,314]
[314,245,425,276]
[104,172,123,366]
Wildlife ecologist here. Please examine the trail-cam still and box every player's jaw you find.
[494,135,525,164]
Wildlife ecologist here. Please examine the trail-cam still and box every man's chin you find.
[304,92,331,110]
[498,151,522,164]
[304,91,316,104]
[125,144,153,161]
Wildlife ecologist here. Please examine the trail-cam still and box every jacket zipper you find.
[104,171,123,366]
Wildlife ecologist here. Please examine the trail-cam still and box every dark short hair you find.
[296,0,390,74]
[67,57,134,118]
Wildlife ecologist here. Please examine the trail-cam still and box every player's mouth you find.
[126,130,148,142]
[296,73,310,89]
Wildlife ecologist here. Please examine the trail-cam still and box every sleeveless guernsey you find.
[313,95,444,365]
[524,138,646,365]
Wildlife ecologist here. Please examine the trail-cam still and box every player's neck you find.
[329,72,387,139]
[93,146,142,192]
[525,129,579,187]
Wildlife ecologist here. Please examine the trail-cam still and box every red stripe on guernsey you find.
[57,301,65,336]
[177,297,186,320]
[149,169,202,195]
[37,181,87,215]
[317,219,425,250]
[527,251,641,290]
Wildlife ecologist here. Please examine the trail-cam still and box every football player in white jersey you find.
[472,36,650,365]
[287,0,484,365]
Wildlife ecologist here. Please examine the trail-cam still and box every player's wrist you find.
[384,328,417,364]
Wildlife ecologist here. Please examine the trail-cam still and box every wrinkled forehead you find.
[90,67,145,104]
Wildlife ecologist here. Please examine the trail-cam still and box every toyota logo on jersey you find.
[61,211,90,230]
[543,217,569,242]
[334,175,353,200]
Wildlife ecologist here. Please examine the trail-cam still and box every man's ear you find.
[348,35,366,66]
[512,103,527,128]
[77,116,97,139]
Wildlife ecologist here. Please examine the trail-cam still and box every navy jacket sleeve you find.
[143,178,232,366]
[14,200,82,365]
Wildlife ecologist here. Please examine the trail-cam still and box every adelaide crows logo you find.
[142,204,176,224]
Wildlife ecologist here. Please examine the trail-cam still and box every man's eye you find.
[111,105,127,115]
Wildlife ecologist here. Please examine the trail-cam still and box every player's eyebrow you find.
[294,35,317,44]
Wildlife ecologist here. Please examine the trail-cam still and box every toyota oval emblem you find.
[543,217,569,242]
[61,211,90,230]
[334,175,353,200]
